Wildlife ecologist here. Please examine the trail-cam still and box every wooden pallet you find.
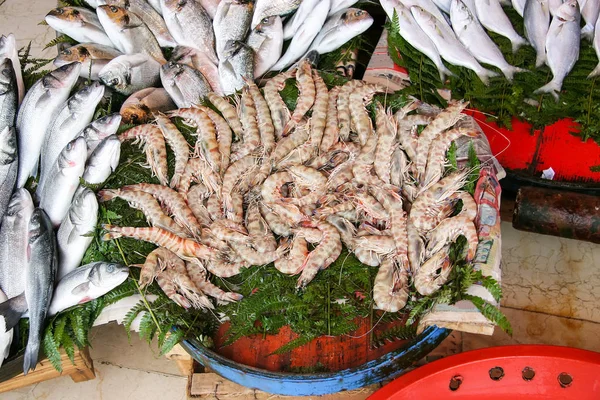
[0,347,95,393]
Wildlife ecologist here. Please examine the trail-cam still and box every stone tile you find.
[500,222,600,323]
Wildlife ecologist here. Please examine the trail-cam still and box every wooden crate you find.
[0,347,95,393]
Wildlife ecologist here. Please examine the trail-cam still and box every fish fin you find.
[581,24,595,41]
[534,80,561,101]
[535,50,546,68]
[511,36,528,54]
[78,296,92,304]
[476,68,499,86]
[438,65,454,82]
[71,282,91,296]
[588,63,600,78]
[503,66,528,82]
[0,293,27,332]
[125,53,151,68]
[23,341,40,374]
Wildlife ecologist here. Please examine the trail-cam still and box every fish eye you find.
[56,8,64,14]
[107,264,114,272]
[178,0,187,7]
[66,142,73,150]
[72,9,80,16]
[62,49,71,55]
[109,6,118,12]
[261,17,270,24]
[356,10,363,15]
[110,78,120,86]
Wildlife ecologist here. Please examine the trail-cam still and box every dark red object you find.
[368,345,600,399]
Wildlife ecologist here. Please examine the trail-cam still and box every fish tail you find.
[476,68,499,86]
[581,24,594,41]
[437,64,454,82]
[535,50,546,68]
[511,36,528,54]
[23,341,40,374]
[0,293,27,332]
[503,66,528,82]
[588,63,600,79]
[534,80,561,101]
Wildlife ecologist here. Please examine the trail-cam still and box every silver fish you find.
[328,0,360,15]
[271,0,330,70]
[99,53,161,95]
[39,137,88,227]
[218,40,254,94]
[247,15,284,77]
[160,62,212,107]
[214,0,254,61]
[475,0,528,53]
[0,34,25,105]
[199,0,223,18]
[49,262,129,316]
[381,2,451,81]
[0,189,34,300]
[432,0,452,12]
[161,0,217,64]
[411,6,498,84]
[535,0,581,99]
[82,134,121,185]
[451,0,524,81]
[97,5,166,63]
[56,189,98,280]
[0,58,17,134]
[399,0,449,22]
[306,8,374,55]
[45,7,114,48]
[589,14,600,77]
[120,87,176,124]
[524,0,551,67]
[0,127,18,221]
[79,113,122,156]
[170,46,223,94]
[549,0,564,15]
[0,289,12,368]
[512,0,527,15]
[39,82,105,193]
[581,0,600,39]
[16,62,81,188]
[252,0,302,28]
[147,0,163,14]
[101,0,177,47]
[54,44,123,81]
[283,0,320,40]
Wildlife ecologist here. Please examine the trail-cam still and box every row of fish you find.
[46,0,373,99]
[383,0,600,99]
[0,37,130,372]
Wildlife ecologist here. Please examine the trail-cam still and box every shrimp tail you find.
[97,189,119,202]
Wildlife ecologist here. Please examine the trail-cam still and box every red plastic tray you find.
[368,345,600,399]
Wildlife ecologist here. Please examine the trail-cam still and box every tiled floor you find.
[2,0,600,397]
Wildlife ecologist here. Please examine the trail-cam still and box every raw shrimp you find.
[221,153,260,211]
[426,215,478,261]
[260,202,292,236]
[119,124,169,186]
[186,184,212,226]
[282,60,315,135]
[205,254,250,278]
[246,78,275,156]
[227,190,244,224]
[349,85,378,146]
[310,141,360,170]
[310,70,329,147]
[283,166,327,207]
[352,191,390,221]
[135,247,171,288]
[274,236,308,275]
[368,185,408,258]
[260,171,292,203]
[178,157,222,197]
[353,235,396,267]
[270,119,310,164]
[374,103,398,184]
[266,202,308,226]
[450,191,477,221]
[325,214,356,250]
[185,261,243,303]
[326,160,355,191]
[390,147,410,188]
[407,220,425,274]
[373,256,409,312]
[337,80,363,141]
[296,220,342,289]
[320,86,340,153]
[263,69,294,139]
[156,270,191,308]
[207,92,243,140]
[233,86,261,160]
[206,192,225,221]
[414,246,452,296]
[231,242,282,265]
[155,113,190,189]
[246,201,277,253]
[209,219,250,245]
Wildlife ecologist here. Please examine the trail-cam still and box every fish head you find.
[88,262,129,288]
[70,81,106,112]
[0,58,15,94]
[44,62,82,91]
[0,127,17,165]
[27,208,53,248]
[409,6,434,26]
[83,113,122,145]
[54,45,90,68]
[555,0,580,20]
[120,103,152,124]
[99,59,130,91]
[97,4,136,29]
[69,188,99,228]
[170,46,196,65]
[450,0,474,23]
[163,0,189,13]
[57,136,88,174]
[0,34,17,55]
[254,15,282,35]
[90,134,121,172]
[340,8,374,31]
[46,7,86,27]
[4,189,33,222]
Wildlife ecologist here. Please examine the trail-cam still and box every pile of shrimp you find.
[102,59,481,313]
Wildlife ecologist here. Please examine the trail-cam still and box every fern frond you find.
[123,300,146,339]
[139,312,157,344]
[43,326,63,373]
[43,35,77,50]
[372,324,418,348]
[463,294,512,335]
[159,329,184,356]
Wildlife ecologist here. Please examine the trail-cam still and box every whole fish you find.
[39,82,105,192]
[535,0,581,99]
[161,0,217,64]
[0,289,12,368]
[0,127,18,221]
[16,62,81,188]
[79,113,122,156]
[581,0,600,39]
[214,0,254,61]
[0,34,25,105]
[101,0,177,47]
[432,0,452,12]
[524,0,551,66]
[54,44,123,81]
[171,46,223,94]
[49,262,129,316]
[45,7,114,48]
[382,2,452,81]
[589,14,600,77]
[39,137,88,227]
[56,189,98,280]
[271,0,330,70]
[283,0,320,40]
[218,41,254,94]
[451,0,524,81]
[0,58,17,134]
[160,62,212,107]
[120,87,176,124]
[328,0,360,15]
[97,5,166,63]
[199,0,223,18]
[247,15,284,77]
[82,134,121,185]
[0,189,34,300]
[512,0,527,15]
[411,6,498,85]
[252,0,302,28]
[474,0,528,53]
[99,53,161,95]
[306,8,374,55]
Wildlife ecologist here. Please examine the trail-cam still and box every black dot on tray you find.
[489,367,505,381]
[449,375,463,391]
[558,372,573,388]
[522,367,535,381]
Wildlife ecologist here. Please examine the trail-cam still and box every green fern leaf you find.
[270,334,317,355]
[372,324,418,348]
[43,35,77,50]
[123,300,146,340]
[43,326,63,373]
[159,329,184,356]
[62,332,76,365]
[463,294,512,335]
[139,312,157,344]
[70,311,88,347]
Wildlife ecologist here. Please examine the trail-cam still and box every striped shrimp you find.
[353,235,396,267]
[315,200,355,219]
[231,242,283,265]
[185,261,243,303]
[123,183,203,238]
[407,220,425,275]
[186,184,212,226]
[349,85,376,146]
[296,220,342,289]
[260,202,292,236]
[414,246,452,296]
[274,236,308,275]
[337,80,363,141]
[282,60,315,135]
[283,166,327,207]
[310,70,329,148]
[326,160,355,191]
[98,188,186,237]
[368,185,408,258]
[426,214,479,261]
[310,141,360,170]
[221,153,260,212]
[207,92,244,140]
[155,113,190,189]
[415,100,469,182]
[390,147,410,188]
[206,192,224,221]
[231,86,261,161]
[266,202,308,227]
[228,191,244,224]
[209,219,250,245]
[270,120,310,164]
[246,78,275,156]
[374,104,398,184]
[156,270,191,308]
[450,191,477,221]
[325,214,356,250]
[320,86,341,153]
[191,109,221,175]
[276,139,317,168]
[205,255,250,278]
[263,69,294,139]
[135,247,170,288]
[197,106,232,173]
[246,201,277,253]
[119,124,169,186]
[260,171,291,203]
[178,157,222,198]
[102,225,215,262]
[422,127,478,190]
[353,190,390,221]
[373,256,409,312]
